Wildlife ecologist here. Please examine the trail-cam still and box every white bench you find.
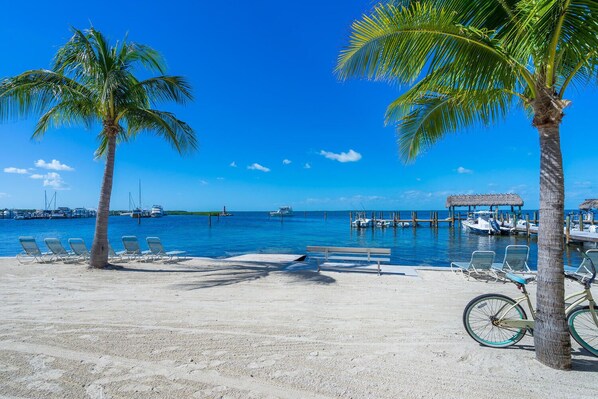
[306,246,391,275]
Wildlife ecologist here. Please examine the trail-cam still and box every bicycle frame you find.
[496,284,597,330]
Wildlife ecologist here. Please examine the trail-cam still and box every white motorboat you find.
[150,205,165,218]
[462,211,502,235]
[270,206,293,217]
[352,217,372,228]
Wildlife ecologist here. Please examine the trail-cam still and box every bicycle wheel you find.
[463,294,528,348]
[567,306,598,357]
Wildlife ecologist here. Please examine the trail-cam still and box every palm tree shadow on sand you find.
[169,262,336,290]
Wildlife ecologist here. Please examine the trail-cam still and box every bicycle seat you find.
[505,273,535,285]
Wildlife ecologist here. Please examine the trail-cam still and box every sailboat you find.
[130,180,151,218]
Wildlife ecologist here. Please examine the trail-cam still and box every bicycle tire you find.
[567,306,598,357]
[463,293,528,348]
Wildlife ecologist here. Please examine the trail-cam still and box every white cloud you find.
[457,166,473,174]
[30,172,69,190]
[35,159,74,171]
[247,163,270,172]
[0,192,8,198]
[216,177,225,181]
[229,161,237,168]
[200,180,209,185]
[304,163,311,169]
[3,167,28,174]
[319,149,362,163]
[282,159,292,165]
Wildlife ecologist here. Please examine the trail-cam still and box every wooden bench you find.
[306,246,391,275]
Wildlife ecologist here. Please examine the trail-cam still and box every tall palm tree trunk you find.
[534,119,570,369]
[90,132,117,269]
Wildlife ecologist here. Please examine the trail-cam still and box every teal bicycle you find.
[462,252,598,356]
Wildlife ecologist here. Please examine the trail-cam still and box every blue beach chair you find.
[16,236,54,264]
[45,238,79,263]
[565,249,598,277]
[492,245,532,274]
[121,236,152,260]
[451,251,497,280]
[146,237,186,262]
[68,238,90,261]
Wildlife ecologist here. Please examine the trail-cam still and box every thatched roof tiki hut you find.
[445,194,524,219]
[579,199,598,211]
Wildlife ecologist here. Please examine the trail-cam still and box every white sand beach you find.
[0,257,596,399]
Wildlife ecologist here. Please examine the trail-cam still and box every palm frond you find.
[388,86,515,161]
[336,2,532,91]
[120,108,197,154]
[136,76,194,105]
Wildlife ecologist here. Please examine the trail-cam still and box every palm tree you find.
[336,0,598,369]
[0,27,197,269]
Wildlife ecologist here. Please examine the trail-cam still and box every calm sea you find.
[0,211,587,268]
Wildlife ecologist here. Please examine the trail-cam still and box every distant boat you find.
[220,206,232,217]
[150,205,165,218]
[270,206,293,217]
[462,211,502,235]
[352,217,372,228]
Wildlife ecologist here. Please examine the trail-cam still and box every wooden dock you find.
[349,210,598,246]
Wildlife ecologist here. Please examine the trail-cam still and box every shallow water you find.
[0,211,587,268]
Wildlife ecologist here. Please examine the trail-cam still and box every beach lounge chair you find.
[492,245,532,274]
[68,238,90,261]
[565,249,598,276]
[108,243,126,262]
[16,236,54,264]
[45,238,79,262]
[450,251,496,280]
[146,237,186,262]
[121,236,152,260]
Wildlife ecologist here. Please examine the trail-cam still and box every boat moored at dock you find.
[462,211,502,235]
[150,205,165,218]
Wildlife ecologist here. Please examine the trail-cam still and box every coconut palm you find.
[0,27,197,269]
[336,0,598,369]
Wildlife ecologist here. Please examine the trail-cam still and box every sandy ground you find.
[0,257,596,399]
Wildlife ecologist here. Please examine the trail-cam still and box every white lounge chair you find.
[68,238,90,261]
[121,236,152,261]
[17,236,54,264]
[146,237,186,262]
[492,245,532,274]
[450,251,496,280]
[45,238,79,263]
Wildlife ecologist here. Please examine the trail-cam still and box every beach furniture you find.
[16,236,54,264]
[107,243,127,262]
[146,237,186,262]
[450,251,497,280]
[121,236,152,260]
[306,246,391,275]
[565,249,598,276]
[44,238,79,262]
[492,245,532,274]
[68,238,90,261]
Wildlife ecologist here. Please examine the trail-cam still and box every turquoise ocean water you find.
[0,211,586,268]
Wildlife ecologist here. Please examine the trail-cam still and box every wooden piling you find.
[566,216,571,245]
[525,214,530,237]
[579,212,584,232]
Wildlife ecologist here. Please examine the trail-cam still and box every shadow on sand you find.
[148,262,338,290]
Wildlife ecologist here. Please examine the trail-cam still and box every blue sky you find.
[0,0,595,211]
